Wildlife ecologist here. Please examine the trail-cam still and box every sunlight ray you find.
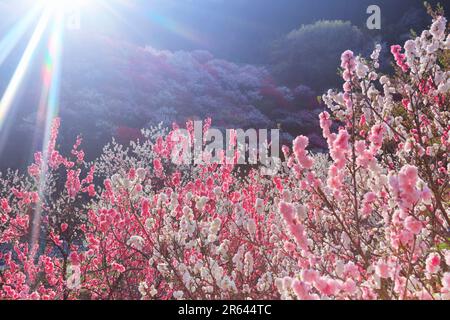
[30,11,66,250]
[0,8,52,132]
[0,5,42,66]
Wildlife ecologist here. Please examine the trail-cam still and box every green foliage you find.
[436,239,450,251]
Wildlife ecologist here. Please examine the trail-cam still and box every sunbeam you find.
[32,7,66,250]
[0,8,52,133]
[0,2,66,248]
[0,5,42,66]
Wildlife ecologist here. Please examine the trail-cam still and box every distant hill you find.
[0,33,324,170]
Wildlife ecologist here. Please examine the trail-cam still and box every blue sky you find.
[110,0,438,61]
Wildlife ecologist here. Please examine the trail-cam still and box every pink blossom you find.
[375,260,392,279]
[342,279,356,295]
[391,45,409,72]
[314,277,340,297]
[404,216,423,235]
[340,50,355,70]
[392,165,421,209]
[426,253,441,274]
[112,262,126,273]
[153,158,163,173]
[1,198,11,213]
[301,269,319,284]
[319,112,332,139]
[442,273,450,291]
[293,135,314,169]
[329,129,349,170]
[292,280,311,300]
[279,201,309,251]
[369,124,386,148]
[61,223,68,233]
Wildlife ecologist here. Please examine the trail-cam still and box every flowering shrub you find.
[0,12,449,300]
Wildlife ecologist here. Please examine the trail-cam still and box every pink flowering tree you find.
[276,11,449,300]
[0,117,296,299]
[74,118,299,300]
[0,118,98,299]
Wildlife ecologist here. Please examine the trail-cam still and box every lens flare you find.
[0,6,42,66]
[0,9,52,132]
[32,8,66,250]
[0,1,68,248]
